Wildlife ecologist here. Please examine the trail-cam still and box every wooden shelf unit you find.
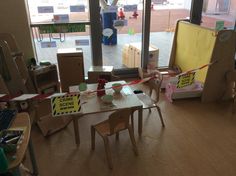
[30,65,59,94]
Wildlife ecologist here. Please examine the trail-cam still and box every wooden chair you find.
[132,71,165,128]
[0,33,19,54]
[226,70,236,113]
[91,109,138,169]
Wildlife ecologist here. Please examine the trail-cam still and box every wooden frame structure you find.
[169,21,236,102]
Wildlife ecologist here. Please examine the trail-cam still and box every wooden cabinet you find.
[30,65,59,94]
[57,48,85,92]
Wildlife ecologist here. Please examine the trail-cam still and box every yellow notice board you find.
[175,22,217,83]
[51,94,82,116]
[177,72,195,88]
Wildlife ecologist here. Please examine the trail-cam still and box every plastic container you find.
[112,83,122,93]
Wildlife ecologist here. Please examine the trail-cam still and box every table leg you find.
[73,118,80,146]
[138,107,143,137]
[28,138,39,176]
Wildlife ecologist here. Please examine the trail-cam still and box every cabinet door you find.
[57,55,85,92]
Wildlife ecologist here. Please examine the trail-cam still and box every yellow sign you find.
[51,94,82,116]
[177,72,195,88]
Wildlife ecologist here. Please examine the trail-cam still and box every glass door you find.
[149,0,191,68]
[101,0,143,69]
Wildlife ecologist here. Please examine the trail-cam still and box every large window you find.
[26,0,92,75]
[201,0,236,29]
[101,0,143,69]
[27,0,89,23]
[150,0,191,67]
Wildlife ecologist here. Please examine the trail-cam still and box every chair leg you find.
[128,126,138,156]
[91,126,95,150]
[148,108,151,113]
[131,112,134,132]
[156,105,165,127]
[232,97,236,114]
[102,136,113,169]
[116,132,119,140]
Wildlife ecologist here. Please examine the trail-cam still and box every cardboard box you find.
[122,44,129,67]
[127,44,135,67]
[122,42,159,69]
[88,66,114,83]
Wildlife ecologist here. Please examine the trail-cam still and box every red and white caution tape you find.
[177,60,217,76]
[0,76,155,102]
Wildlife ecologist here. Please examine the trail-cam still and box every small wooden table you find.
[7,112,38,175]
[70,81,143,145]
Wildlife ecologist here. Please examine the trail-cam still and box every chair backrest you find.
[0,33,19,54]
[0,40,27,94]
[0,75,9,94]
[108,108,132,134]
[147,71,163,103]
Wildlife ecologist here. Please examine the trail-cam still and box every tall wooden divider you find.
[169,21,236,102]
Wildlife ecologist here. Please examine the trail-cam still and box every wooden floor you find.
[23,83,236,176]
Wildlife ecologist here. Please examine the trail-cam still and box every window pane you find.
[150,0,190,67]
[201,0,236,29]
[27,0,89,23]
[102,0,143,69]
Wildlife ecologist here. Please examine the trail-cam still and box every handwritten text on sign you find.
[177,72,195,88]
[51,94,82,117]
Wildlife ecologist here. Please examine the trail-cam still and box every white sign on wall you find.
[38,6,54,13]
[123,5,137,12]
[41,41,57,48]
[102,6,118,13]
[113,20,128,28]
[75,39,90,46]
[70,5,85,12]
[53,14,69,23]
